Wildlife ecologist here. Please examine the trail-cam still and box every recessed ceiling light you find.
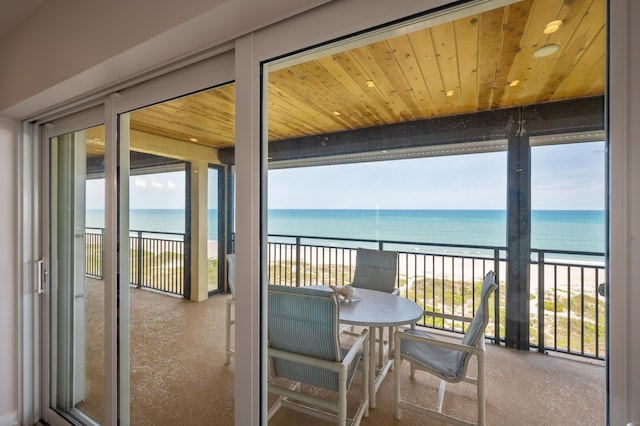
[543,20,563,35]
[332,111,341,116]
[509,80,520,87]
[366,80,376,88]
[189,137,198,142]
[446,90,454,97]
[533,44,560,58]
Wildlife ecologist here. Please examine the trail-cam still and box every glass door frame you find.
[40,104,107,426]
[36,49,236,425]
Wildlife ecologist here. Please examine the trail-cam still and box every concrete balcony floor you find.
[79,279,605,425]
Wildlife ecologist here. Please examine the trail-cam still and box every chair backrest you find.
[268,285,343,389]
[461,271,498,348]
[350,247,398,293]
[226,254,235,297]
[433,271,497,380]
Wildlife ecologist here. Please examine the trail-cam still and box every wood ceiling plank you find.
[348,42,418,123]
[298,60,363,127]
[268,71,345,139]
[269,61,361,133]
[407,28,445,117]
[454,13,480,112]
[516,0,596,104]
[267,92,333,140]
[491,0,533,109]
[476,6,506,111]
[130,85,236,148]
[501,0,559,107]
[537,0,605,101]
[427,22,462,116]
[552,26,605,100]
[310,54,386,128]
[366,39,422,121]
[384,34,433,119]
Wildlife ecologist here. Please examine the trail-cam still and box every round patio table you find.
[312,286,423,408]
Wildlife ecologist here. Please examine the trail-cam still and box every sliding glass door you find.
[44,117,106,425]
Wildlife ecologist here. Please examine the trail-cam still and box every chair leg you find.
[393,333,402,420]
[338,367,347,426]
[225,298,234,364]
[435,379,446,413]
[478,351,486,426]
[377,327,384,367]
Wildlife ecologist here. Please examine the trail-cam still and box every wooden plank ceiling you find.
[87,0,605,157]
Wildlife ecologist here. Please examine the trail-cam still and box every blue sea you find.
[86,209,605,256]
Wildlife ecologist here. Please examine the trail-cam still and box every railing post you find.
[137,231,143,288]
[100,228,105,279]
[493,248,501,343]
[295,237,301,287]
[537,251,545,353]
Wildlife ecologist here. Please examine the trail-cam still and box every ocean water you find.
[86,209,605,255]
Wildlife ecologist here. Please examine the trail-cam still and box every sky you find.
[86,141,606,210]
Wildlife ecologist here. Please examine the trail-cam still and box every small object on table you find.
[329,284,359,302]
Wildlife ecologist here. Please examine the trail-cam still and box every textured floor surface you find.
[79,279,605,425]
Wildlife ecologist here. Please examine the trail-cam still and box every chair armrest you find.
[269,348,345,372]
[269,328,369,372]
[341,328,369,366]
[394,329,484,357]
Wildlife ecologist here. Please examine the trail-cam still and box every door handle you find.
[36,259,46,294]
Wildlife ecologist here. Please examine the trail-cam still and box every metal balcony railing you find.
[267,234,606,360]
[86,228,185,296]
[85,229,606,359]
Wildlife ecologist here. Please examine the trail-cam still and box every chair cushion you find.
[399,329,467,382]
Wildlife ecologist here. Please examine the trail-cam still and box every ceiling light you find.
[543,20,563,34]
[509,80,520,87]
[332,111,341,116]
[446,90,454,97]
[366,80,376,88]
[533,44,560,58]
[189,137,198,142]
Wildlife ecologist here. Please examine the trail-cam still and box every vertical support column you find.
[190,160,209,301]
[506,134,531,349]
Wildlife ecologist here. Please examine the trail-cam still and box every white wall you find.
[0,117,18,426]
[0,0,332,119]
